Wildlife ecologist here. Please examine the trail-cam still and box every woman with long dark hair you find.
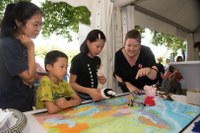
[0,1,43,111]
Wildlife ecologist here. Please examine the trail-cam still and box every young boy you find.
[36,50,82,113]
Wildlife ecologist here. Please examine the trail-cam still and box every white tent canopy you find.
[115,0,200,61]
[50,0,200,88]
[115,0,200,33]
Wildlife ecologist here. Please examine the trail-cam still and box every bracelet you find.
[150,67,158,72]
[150,67,160,79]
[146,67,158,76]
[119,81,126,87]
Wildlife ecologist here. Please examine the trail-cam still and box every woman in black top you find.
[113,29,158,93]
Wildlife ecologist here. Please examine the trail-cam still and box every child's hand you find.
[88,89,104,102]
[56,98,68,109]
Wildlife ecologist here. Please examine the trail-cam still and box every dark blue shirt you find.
[0,37,34,112]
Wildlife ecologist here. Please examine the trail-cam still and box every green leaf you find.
[41,1,91,41]
[0,0,91,42]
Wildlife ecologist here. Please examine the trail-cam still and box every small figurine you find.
[156,90,174,101]
[128,99,134,107]
[144,85,157,106]
[128,91,145,107]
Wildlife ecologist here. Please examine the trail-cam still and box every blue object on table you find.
[192,120,200,133]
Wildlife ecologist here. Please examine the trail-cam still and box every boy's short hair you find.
[44,50,68,71]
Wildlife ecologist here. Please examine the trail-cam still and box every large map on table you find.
[33,95,200,133]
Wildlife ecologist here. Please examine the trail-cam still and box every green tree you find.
[0,0,91,42]
[135,25,145,38]
[135,25,186,56]
[41,1,91,41]
[0,0,31,18]
[1,1,186,54]
[151,31,186,55]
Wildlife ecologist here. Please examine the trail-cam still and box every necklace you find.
[123,48,138,67]
[128,59,135,67]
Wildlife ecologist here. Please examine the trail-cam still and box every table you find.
[23,94,200,133]
[23,108,47,133]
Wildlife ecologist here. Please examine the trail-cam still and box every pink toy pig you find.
[144,85,156,106]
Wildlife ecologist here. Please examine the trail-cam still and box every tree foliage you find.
[41,1,91,41]
[0,0,30,19]
[0,0,186,52]
[0,0,91,42]
[136,25,186,54]
[135,25,145,38]
[151,31,186,54]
